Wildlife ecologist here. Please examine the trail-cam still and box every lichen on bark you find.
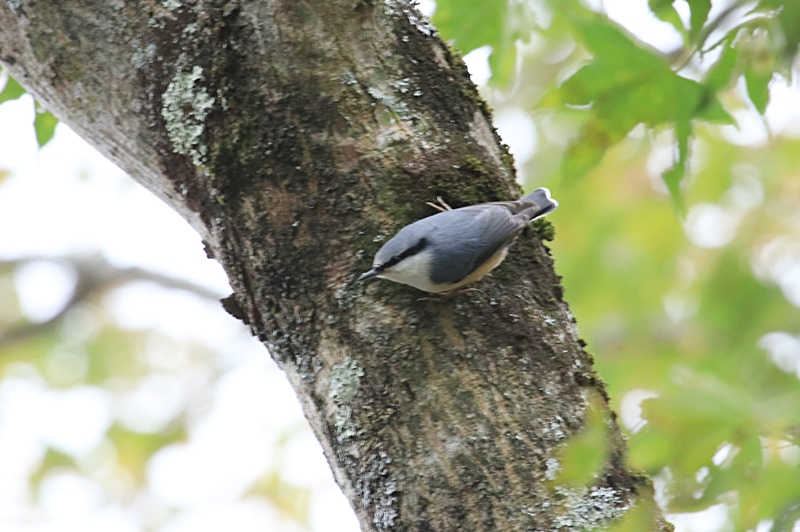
[328,357,365,441]
[161,65,215,166]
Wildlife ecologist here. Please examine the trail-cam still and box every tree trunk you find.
[0,1,670,529]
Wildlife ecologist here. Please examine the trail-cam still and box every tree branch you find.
[0,253,224,348]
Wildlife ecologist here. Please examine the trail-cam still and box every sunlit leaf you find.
[549,395,608,487]
[759,0,800,58]
[0,74,25,104]
[687,0,712,43]
[34,105,58,148]
[434,0,533,84]
[703,38,738,91]
[547,5,731,204]
[560,118,619,183]
[747,461,800,526]
[744,68,773,114]
[434,0,504,57]
[627,425,675,473]
[662,163,686,213]
[606,496,661,532]
[648,0,686,38]
[662,117,691,214]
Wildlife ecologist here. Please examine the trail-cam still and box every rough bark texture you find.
[0,1,670,530]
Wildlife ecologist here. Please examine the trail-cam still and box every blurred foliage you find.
[547,392,610,488]
[0,256,314,529]
[434,0,537,84]
[437,0,800,530]
[0,67,59,148]
[435,0,800,211]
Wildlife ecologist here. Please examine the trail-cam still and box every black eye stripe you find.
[380,238,427,270]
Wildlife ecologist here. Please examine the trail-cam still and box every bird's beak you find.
[358,268,380,281]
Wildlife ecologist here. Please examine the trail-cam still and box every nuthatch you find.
[358,188,558,294]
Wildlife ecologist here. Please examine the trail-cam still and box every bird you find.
[358,188,558,294]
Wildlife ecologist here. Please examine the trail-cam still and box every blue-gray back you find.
[373,188,557,285]
[378,204,524,285]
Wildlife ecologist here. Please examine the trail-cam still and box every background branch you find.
[0,253,223,348]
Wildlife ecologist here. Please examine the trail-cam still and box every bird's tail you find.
[520,187,558,218]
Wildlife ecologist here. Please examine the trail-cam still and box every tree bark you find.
[0,1,670,529]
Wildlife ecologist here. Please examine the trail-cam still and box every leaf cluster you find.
[434,0,800,211]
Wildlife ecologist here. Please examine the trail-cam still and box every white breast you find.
[377,249,439,292]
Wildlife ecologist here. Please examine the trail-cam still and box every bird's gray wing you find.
[466,199,546,221]
[427,205,527,285]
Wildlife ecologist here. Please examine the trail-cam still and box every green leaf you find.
[548,6,735,205]
[744,67,772,114]
[560,117,619,183]
[548,395,608,487]
[569,12,667,73]
[628,425,675,472]
[695,85,735,124]
[687,0,712,43]
[605,497,660,532]
[434,0,506,57]
[548,97,800,524]
[703,39,738,91]
[759,0,800,58]
[648,0,686,38]
[0,75,25,104]
[434,0,508,82]
[434,0,533,85]
[488,30,520,85]
[662,164,686,213]
[34,105,58,147]
[748,461,800,526]
[773,502,800,532]
[555,14,688,131]
[662,116,691,214]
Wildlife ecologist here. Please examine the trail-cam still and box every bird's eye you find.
[382,238,427,269]
[381,256,402,269]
